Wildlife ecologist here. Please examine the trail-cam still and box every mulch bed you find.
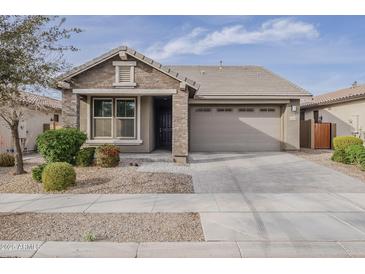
[0,212,204,242]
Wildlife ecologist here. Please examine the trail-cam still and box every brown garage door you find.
[189,105,281,152]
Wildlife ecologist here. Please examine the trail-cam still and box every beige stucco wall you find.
[281,99,300,150]
[304,98,365,139]
[0,109,61,153]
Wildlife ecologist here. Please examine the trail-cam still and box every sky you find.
[59,16,365,96]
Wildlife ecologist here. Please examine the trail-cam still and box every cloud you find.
[146,17,319,60]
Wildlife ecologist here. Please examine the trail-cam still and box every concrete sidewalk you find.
[1,193,365,213]
[2,240,365,258]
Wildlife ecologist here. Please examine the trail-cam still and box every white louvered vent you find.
[118,66,131,83]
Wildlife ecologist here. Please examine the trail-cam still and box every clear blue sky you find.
[60,16,365,96]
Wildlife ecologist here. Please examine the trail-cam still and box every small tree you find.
[0,16,80,174]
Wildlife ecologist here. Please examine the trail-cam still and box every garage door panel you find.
[190,106,281,152]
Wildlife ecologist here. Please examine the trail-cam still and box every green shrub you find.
[331,149,351,164]
[36,128,87,164]
[95,144,120,167]
[42,162,76,191]
[345,144,365,164]
[360,158,365,171]
[0,153,15,167]
[76,147,95,167]
[31,163,47,183]
[333,136,363,151]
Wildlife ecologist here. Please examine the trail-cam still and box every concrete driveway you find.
[189,152,365,257]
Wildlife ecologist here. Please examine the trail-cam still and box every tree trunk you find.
[10,121,26,175]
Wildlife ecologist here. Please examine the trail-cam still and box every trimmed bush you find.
[331,149,351,164]
[31,163,47,183]
[36,128,87,164]
[0,153,15,167]
[42,162,76,191]
[76,147,95,167]
[333,136,363,151]
[95,144,120,167]
[345,144,365,164]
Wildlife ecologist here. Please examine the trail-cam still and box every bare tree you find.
[0,16,81,174]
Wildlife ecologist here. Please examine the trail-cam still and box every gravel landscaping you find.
[0,157,193,194]
[290,149,365,183]
[0,212,204,242]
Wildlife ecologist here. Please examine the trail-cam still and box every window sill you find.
[113,82,137,88]
[86,139,143,146]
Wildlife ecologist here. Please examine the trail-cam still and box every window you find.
[113,61,137,87]
[116,99,136,138]
[217,108,232,112]
[314,110,319,123]
[53,114,59,122]
[195,108,211,112]
[260,108,276,112]
[93,99,113,137]
[238,108,254,112]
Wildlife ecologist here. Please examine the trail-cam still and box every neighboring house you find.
[0,92,62,153]
[301,83,365,140]
[56,46,310,163]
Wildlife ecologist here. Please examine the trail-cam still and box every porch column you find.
[62,89,80,128]
[172,83,189,163]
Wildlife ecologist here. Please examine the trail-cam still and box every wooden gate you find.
[300,120,312,148]
[314,123,331,149]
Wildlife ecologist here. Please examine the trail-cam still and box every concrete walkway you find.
[3,240,365,258]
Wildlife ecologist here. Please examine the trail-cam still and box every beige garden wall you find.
[304,98,365,139]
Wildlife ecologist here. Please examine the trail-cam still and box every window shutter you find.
[119,66,131,83]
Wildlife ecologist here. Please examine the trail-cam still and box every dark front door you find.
[158,108,172,148]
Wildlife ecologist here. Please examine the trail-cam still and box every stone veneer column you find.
[62,89,80,128]
[172,84,189,163]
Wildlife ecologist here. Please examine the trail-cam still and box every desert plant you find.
[42,162,76,191]
[345,144,365,164]
[95,144,120,167]
[333,136,363,151]
[31,163,47,183]
[76,147,95,167]
[36,128,87,164]
[83,231,96,242]
[331,149,351,164]
[0,153,15,167]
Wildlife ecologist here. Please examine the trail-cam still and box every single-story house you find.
[301,83,365,140]
[56,46,311,163]
[0,92,62,153]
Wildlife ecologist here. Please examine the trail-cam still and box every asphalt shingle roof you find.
[301,84,365,108]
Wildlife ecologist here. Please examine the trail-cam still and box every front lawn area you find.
[0,157,193,194]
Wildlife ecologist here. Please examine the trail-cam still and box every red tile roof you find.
[21,92,61,110]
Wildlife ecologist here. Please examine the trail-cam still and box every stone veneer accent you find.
[61,54,191,162]
[62,89,79,128]
[172,85,189,163]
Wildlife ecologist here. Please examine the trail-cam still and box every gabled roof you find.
[168,65,311,98]
[21,92,61,110]
[57,46,199,90]
[301,84,365,109]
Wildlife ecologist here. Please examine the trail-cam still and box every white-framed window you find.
[112,61,137,87]
[115,98,136,138]
[93,98,113,138]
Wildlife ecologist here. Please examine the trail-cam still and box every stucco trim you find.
[189,99,290,104]
[86,139,143,145]
[195,95,311,100]
[73,89,177,96]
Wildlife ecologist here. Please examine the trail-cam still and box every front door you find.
[155,97,172,149]
[158,108,172,148]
